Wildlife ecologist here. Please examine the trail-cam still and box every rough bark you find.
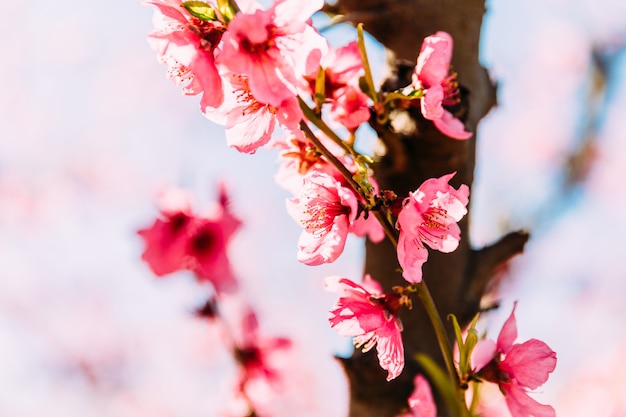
[324,1,530,416]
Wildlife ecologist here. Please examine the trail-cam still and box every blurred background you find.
[1,0,625,415]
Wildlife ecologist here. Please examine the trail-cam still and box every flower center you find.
[302,196,350,236]
[418,206,449,244]
[476,354,511,384]
[188,223,220,258]
[239,25,276,55]
[232,75,274,115]
[282,139,325,175]
[188,18,226,51]
[441,71,461,107]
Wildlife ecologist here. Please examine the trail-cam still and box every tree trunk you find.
[326,1,530,415]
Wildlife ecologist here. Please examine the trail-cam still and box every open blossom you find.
[471,303,557,417]
[330,84,371,130]
[145,0,225,110]
[286,171,383,265]
[412,31,472,139]
[304,41,370,130]
[204,72,302,153]
[274,130,341,194]
[325,275,404,381]
[137,185,240,294]
[218,0,327,108]
[396,172,469,283]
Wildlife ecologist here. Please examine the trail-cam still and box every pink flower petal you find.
[471,339,497,372]
[407,374,437,417]
[497,301,519,354]
[295,216,349,265]
[398,232,429,283]
[432,110,473,140]
[502,382,556,417]
[415,31,452,87]
[420,84,445,120]
[501,339,557,390]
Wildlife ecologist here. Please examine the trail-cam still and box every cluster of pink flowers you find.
[322,172,469,381]
[146,0,473,157]
[138,185,293,416]
[143,2,558,414]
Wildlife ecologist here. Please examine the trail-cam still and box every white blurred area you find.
[0,0,625,416]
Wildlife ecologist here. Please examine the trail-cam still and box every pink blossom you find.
[286,171,358,265]
[412,31,472,140]
[324,275,404,381]
[330,85,371,130]
[145,0,225,110]
[234,309,292,387]
[274,130,340,194]
[304,41,370,130]
[218,0,327,107]
[204,73,302,153]
[399,374,437,417]
[396,172,469,283]
[286,170,384,265]
[471,303,557,417]
[137,186,240,294]
[306,41,363,98]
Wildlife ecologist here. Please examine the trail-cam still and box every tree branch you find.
[323,1,513,415]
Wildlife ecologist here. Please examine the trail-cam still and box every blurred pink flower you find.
[145,0,225,110]
[396,172,469,283]
[137,186,241,294]
[234,309,292,386]
[218,0,326,107]
[325,275,404,381]
[399,374,437,417]
[472,303,557,417]
[412,31,472,140]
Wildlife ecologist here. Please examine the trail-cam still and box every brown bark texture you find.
[323,1,530,416]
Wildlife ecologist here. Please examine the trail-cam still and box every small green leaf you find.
[356,23,378,104]
[358,76,371,97]
[382,90,423,106]
[448,313,464,352]
[314,66,326,108]
[182,1,217,21]
[356,154,374,165]
[415,353,462,417]
[217,0,239,22]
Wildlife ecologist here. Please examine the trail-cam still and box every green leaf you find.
[358,76,371,97]
[382,90,423,106]
[182,1,217,21]
[448,313,464,352]
[314,66,326,108]
[415,353,463,417]
[356,24,378,104]
[217,0,239,22]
